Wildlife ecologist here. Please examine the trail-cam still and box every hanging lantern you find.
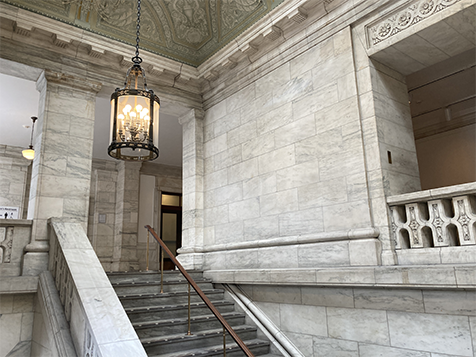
[22,116,37,160]
[108,0,160,161]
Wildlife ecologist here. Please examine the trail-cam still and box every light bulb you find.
[124,104,132,113]
[22,149,35,160]
[135,104,143,112]
[118,114,125,120]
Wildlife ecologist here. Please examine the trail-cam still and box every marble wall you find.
[243,284,476,357]
[88,159,182,272]
[0,293,34,357]
[0,145,31,219]
[198,27,379,269]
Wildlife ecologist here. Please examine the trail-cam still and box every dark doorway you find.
[160,192,182,270]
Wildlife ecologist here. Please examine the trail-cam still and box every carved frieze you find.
[2,0,285,67]
[366,0,463,47]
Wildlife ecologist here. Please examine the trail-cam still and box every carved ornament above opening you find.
[366,0,463,47]
[1,0,285,67]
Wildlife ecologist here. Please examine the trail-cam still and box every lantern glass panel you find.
[152,99,159,148]
[116,95,151,143]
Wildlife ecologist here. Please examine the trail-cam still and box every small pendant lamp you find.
[22,116,37,160]
[108,0,160,161]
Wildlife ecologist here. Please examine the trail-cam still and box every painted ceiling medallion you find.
[1,0,285,66]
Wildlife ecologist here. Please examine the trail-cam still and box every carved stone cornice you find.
[366,0,463,47]
[38,70,102,94]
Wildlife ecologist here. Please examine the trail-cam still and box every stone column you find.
[177,108,205,270]
[112,161,142,271]
[352,28,421,265]
[23,70,101,275]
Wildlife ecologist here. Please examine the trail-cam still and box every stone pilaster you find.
[112,161,142,271]
[23,70,101,275]
[177,108,205,270]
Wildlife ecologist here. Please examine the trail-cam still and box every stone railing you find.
[387,183,476,263]
[48,218,147,357]
[0,219,32,277]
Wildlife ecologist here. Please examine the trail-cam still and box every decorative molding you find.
[263,25,283,41]
[88,46,104,58]
[388,190,476,249]
[13,21,32,36]
[240,43,259,56]
[366,0,463,47]
[0,227,13,263]
[204,69,219,82]
[288,7,308,23]
[51,33,71,48]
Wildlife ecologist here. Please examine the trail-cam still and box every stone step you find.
[108,270,204,284]
[142,326,264,356]
[111,279,213,295]
[126,300,235,322]
[118,289,225,308]
[134,311,246,338]
[149,338,271,357]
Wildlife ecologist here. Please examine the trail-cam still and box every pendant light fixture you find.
[22,116,37,160]
[108,0,160,161]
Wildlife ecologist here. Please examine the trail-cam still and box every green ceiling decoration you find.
[2,0,285,67]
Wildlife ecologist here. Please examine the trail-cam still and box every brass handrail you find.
[145,225,255,357]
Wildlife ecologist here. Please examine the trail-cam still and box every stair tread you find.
[111,278,212,287]
[117,288,223,299]
[148,338,270,357]
[126,300,233,313]
[141,325,259,344]
[133,311,245,328]
[107,270,203,275]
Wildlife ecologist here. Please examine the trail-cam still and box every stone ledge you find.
[0,219,33,227]
[204,265,476,290]
[0,276,39,294]
[387,181,476,205]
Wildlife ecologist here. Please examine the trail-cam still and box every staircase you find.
[108,270,282,357]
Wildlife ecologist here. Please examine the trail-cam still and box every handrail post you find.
[160,245,164,293]
[187,282,192,335]
[144,225,255,357]
[146,229,149,271]
[223,326,226,357]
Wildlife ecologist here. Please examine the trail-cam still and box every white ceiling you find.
[0,71,183,167]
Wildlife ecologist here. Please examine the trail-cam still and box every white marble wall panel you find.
[328,307,390,345]
[313,336,359,357]
[196,26,379,271]
[0,293,34,357]
[243,216,279,241]
[27,71,100,248]
[0,146,31,218]
[301,287,354,308]
[278,208,324,236]
[298,241,350,267]
[359,343,431,357]
[221,278,476,356]
[387,311,473,356]
[257,245,299,269]
[280,304,327,336]
[353,288,424,313]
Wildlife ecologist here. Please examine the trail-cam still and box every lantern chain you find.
[132,0,142,64]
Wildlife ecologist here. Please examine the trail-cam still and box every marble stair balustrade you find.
[48,218,147,357]
[108,270,284,357]
[388,182,476,265]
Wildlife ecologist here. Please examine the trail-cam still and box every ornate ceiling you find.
[1,0,285,67]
